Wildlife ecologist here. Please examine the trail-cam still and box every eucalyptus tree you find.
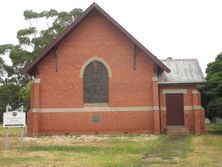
[0,8,82,121]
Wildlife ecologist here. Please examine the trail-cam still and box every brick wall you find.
[28,111,154,136]
[36,10,155,108]
[27,9,159,136]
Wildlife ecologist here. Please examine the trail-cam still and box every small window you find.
[83,61,109,103]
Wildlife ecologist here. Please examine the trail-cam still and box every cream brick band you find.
[160,105,204,111]
[30,106,160,112]
[184,106,204,110]
[80,56,112,78]
[162,89,187,94]
[152,76,158,81]
[192,90,200,94]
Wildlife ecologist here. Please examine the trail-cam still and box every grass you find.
[0,157,42,166]
[0,126,24,137]
[180,124,222,167]
[137,135,194,166]
[24,137,164,166]
[206,124,222,131]
[206,123,222,135]
[0,124,222,166]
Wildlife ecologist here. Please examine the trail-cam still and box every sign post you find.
[3,104,26,150]
[5,127,8,150]
[20,127,24,149]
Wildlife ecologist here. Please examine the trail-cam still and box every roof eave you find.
[158,81,206,85]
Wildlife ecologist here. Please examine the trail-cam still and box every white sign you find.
[3,111,26,127]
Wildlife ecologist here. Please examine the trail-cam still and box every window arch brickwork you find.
[80,56,112,78]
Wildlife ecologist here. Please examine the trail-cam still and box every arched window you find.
[83,61,109,103]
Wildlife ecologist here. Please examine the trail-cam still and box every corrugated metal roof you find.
[158,58,205,84]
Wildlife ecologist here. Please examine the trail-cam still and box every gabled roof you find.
[158,58,205,84]
[23,2,170,75]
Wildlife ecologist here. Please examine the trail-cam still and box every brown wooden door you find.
[166,94,184,126]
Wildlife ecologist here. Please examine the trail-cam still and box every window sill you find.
[84,103,109,107]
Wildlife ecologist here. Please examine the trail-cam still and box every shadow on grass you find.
[206,124,222,135]
[206,130,222,135]
[27,145,101,152]
[26,140,155,155]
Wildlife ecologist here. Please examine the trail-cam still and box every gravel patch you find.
[24,134,158,146]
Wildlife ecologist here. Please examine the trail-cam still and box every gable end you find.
[22,2,170,75]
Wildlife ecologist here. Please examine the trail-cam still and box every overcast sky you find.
[1,0,222,74]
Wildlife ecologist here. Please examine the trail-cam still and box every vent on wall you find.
[92,115,101,122]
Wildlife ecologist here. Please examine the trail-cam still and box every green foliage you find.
[18,81,32,111]
[207,97,222,118]
[17,27,37,45]
[199,52,222,120]
[0,84,21,121]
[0,44,14,54]
[22,8,83,55]
[0,7,82,122]
[24,10,39,19]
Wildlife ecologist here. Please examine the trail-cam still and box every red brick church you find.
[23,3,205,136]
